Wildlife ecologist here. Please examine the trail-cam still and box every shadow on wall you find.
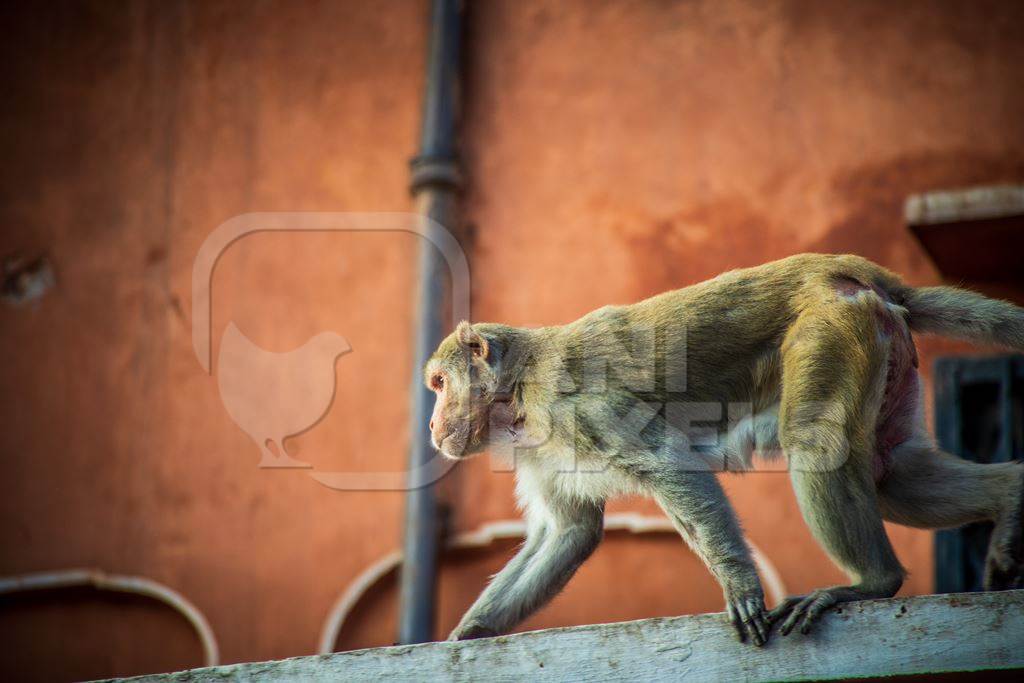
[624,150,1024,300]
[810,150,1024,263]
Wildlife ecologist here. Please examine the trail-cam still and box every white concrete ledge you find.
[114,590,1024,682]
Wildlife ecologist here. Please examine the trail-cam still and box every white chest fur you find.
[514,447,643,508]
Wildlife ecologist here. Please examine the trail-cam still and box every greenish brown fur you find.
[424,253,1024,645]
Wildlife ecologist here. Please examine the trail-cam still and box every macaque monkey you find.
[424,253,1024,646]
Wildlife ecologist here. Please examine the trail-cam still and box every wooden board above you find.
[906,185,1024,283]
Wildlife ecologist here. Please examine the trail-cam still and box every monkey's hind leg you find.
[770,298,906,636]
[647,468,771,646]
[878,441,1024,590]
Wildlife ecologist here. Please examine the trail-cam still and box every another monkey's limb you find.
[646,467,770,646]
[771,298,906,635]
[878,441,1024,590]
[449,493,604,640]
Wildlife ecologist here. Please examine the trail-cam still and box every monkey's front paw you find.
[725,591,770,647]
[448,620,500,641]
[768,589,839,636]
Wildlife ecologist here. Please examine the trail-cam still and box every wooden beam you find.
[905,185,1024,225]
[114,590,1024,682]
[905,184,1024,282]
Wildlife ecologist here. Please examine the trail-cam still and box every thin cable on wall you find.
[0,568,219,666]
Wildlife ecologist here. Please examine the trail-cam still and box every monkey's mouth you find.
[437,432,471,459]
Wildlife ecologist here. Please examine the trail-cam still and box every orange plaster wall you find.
[0,1,1022,679]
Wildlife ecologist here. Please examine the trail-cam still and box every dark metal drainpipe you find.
[399,0,462,645]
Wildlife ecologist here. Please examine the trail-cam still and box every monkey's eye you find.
[430,374,445,391]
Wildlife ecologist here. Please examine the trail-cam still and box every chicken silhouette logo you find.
[191,212,471,489]
[216,322,351,468]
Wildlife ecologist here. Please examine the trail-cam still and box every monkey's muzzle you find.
[435,431,471,460]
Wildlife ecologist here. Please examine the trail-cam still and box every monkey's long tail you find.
[899,285,1024,350]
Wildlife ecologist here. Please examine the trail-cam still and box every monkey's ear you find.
[456,320,488,360]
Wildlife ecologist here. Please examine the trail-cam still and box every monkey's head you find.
[424,321,512,459]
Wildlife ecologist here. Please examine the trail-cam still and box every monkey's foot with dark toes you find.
[985,540,1024,590]
[986,561,1024,590]
[768,590,841,636]
[769,585,892,637]
[984,477,1024,590]
[726,593,771,647]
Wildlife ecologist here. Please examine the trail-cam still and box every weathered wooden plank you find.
[904,184,1024,225]
[115,590,1024,682]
